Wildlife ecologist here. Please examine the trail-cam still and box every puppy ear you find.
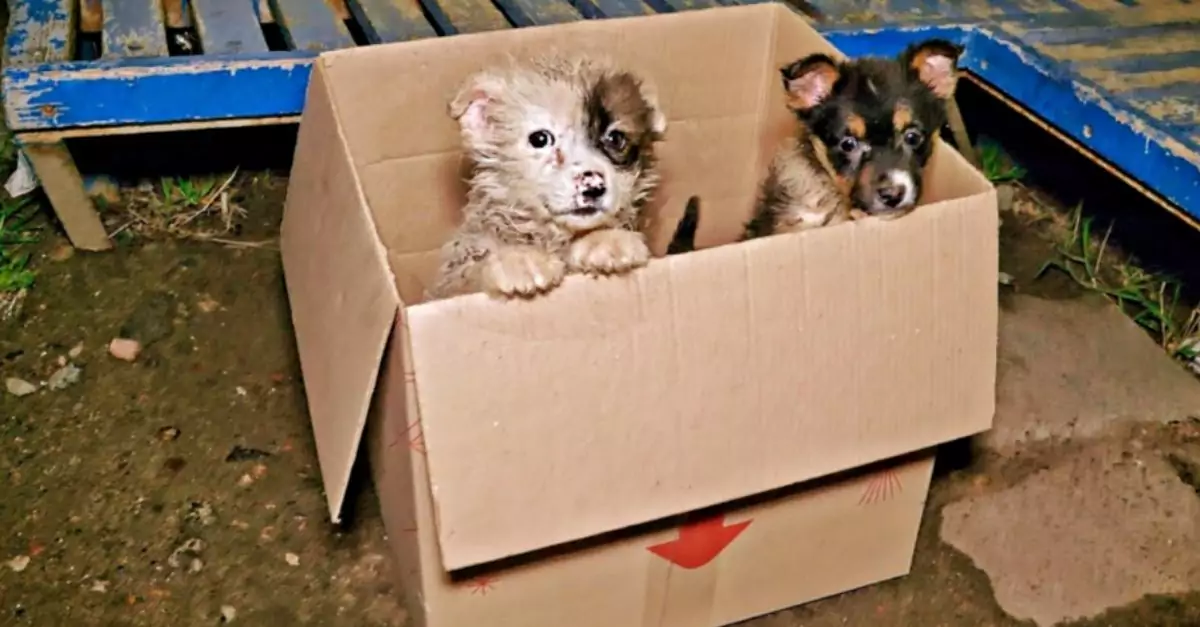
[901,39,963,100]
[780,54,840,113]
[640,82,668,136]
[448,73,503,138]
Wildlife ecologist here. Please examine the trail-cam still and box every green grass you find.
[159,175,216,210]
[978,139,1027,183]
[1037,204,1200,363]
[0,130,42,293]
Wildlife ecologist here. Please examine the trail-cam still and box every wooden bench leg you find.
[21,139,113,251]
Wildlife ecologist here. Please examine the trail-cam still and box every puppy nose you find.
[876,183,906,208]
[578,171,607,199]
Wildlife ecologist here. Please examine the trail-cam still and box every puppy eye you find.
[528,130,555,149]
[605,129,628,151]
[903,129,924,147]
[838,137,858,153]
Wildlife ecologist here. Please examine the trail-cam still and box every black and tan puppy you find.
[745,39,964,237]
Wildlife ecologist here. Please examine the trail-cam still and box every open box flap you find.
[280,60,399,524]
[406,169,997,572]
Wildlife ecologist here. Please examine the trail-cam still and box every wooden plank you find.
[418,0,512,34]
[270,0,355,51]
[965,74,1200,233]
[22,141,113,251]
[578,0,646,18]
[5,0,76,65]
[350,0,438,41]
[193,0,271,54]
[101,0,170,58]
[20,115,300,143]
[491,0,582,26]
[2,54,316,131]
[954,27,1200,224]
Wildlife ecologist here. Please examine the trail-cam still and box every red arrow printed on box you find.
[647,515,753,569]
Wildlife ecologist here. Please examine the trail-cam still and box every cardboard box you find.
[279,4,998,625]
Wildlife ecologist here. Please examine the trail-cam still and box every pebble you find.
[6,556,30,572]
[68,342,84,359]
[109,338,142,362]
[157,426,181,442]
[285,553,300,567]
[5,377,37,397]
[168,538,205,570]
[197,296,220,314]
[47,364,81,391]
[90,580,109,593]
[47,243,75,263]
[186,501,218,527]
[220,605,237,623]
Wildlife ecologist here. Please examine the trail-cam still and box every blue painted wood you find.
[101,0,170,58]
[5,0,75,64]
[1017,21,1199,45]
[1084,50,1200,73]
[271,0,356,51]
[491,0,583,26]
[586,0,647,18]
[958,28,1200,221]
[3,54,317,129]
[417,0,512,34]
[351,0,440,41]
[192,0,271,54]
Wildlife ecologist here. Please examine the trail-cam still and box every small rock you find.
[157,426,181,442]
[186,501,217,527]
[5,377,37,397]
[285,553,300,567]
[6,556,30,572]
[47,364,81,390]
[197,296,220,314]
[68,342,84,359]
[237,474,254,487]
[90,579,109,593]
[998,271,1014,286]
[47,243,75,263]
[189,558,204,573]
[220,605,237,623]
[109,338,142,362]
[168,538,205,569]
[225,445,272,462]
[235,386,247,397]
[251,464,267,479]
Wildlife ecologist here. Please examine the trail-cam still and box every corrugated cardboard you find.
[280,3,998,625]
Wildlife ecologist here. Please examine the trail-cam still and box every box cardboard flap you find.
[406,186,997,571]
[280,61,399,524]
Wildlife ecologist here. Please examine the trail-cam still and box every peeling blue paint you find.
[5,0,74,65]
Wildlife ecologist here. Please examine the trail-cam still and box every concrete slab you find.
[940,438,1200,627]
[989,294,1200,451]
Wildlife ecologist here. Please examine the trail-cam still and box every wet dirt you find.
[2,177,1199,626]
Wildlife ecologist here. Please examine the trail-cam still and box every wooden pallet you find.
[3,0,1198,250]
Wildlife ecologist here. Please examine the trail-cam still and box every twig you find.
[1093,220,1114,286]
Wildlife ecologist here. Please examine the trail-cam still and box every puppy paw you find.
[567,229,651,276]
[481,247,566,298]
[849,208,871,221]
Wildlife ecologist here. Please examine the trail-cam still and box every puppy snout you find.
[577,171,607,200]
[876,183,906,208]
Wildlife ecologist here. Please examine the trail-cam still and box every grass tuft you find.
[1036,203,1200,363]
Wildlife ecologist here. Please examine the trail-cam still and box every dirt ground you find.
[2,166,1200,627]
